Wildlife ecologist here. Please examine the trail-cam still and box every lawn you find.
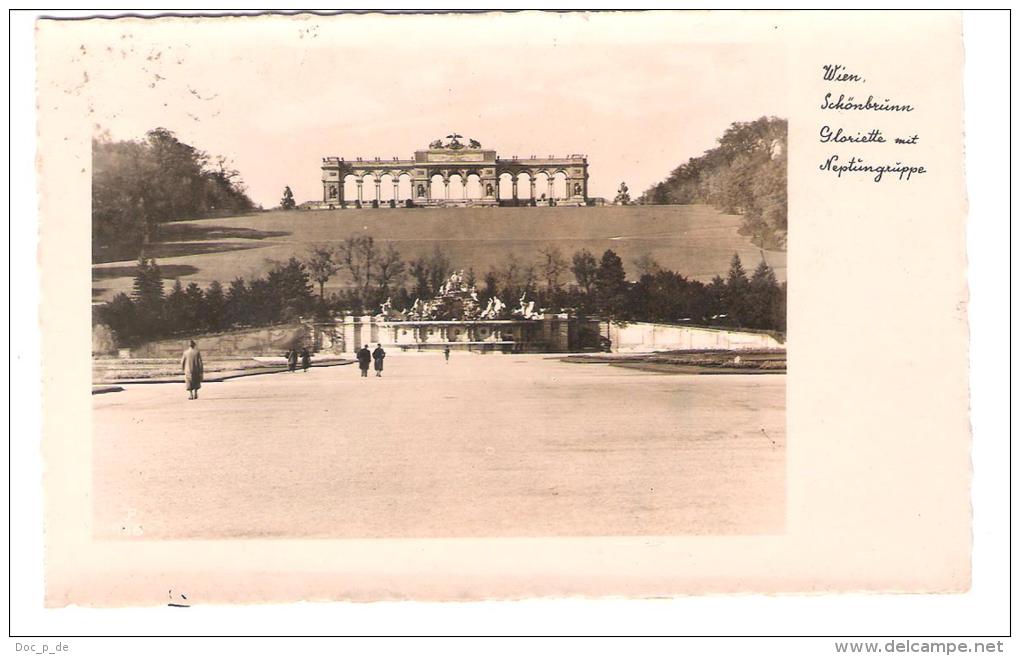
[91,204,787,303]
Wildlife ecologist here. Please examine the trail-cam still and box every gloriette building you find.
[319,134,590,208]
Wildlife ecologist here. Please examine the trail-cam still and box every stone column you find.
[512,177,518,200]
[547,177,555,200]
[393,180,400,202]
[374,179,382,203]
[529,177,536,200]
[356,180,364,203]
[444,179,450,200]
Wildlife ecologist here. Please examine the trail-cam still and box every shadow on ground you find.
[93,264,200,281]
[93,224,291,264]
[157,224,290,242]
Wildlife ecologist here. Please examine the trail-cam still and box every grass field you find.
[92,204,787,303]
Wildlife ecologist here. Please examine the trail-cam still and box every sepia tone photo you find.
[36,11,972,607]
[85,13,787,543]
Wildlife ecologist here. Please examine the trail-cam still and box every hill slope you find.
[92,205,787,302]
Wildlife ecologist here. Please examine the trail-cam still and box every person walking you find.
[443,345,451,364]
[300,347,311,373]
[287,348,298,373]
[357,345,372,378]
[181,340,204,400]
[372,343,386,377]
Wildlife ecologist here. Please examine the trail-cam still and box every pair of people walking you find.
[357,343,386,377]
[285,347,311,373]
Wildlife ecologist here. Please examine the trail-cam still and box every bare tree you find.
[538,246,569,291]
[374,243,406,296]
[426,245,452,295]
[633,253,662,278]
[571,249,598,295]
[304,245,339,300]
[336,235,379,299]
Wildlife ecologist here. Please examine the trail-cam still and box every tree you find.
[96,293,138,343]
[182,282,206,332]
[163,279,187,334]
[724,253,750,327]
[640,116,787,249]
[304,245,339,301]
[336,235,378,301]
[374,243,406,300]
[266,258,315,321]
[280,186,296,210]
[426,246,453,296]
[633,253,662,277]
[571,249,598,296]
[594,249,628,317]
[407,246,453,299]
[224,277,250,326]
[614,181,631,205]
[479,269,500,304]
[747,259,781,329]
[92,128,255,262]
[204,280,226,332]
[538,246,569,292]
[131,257,164,336]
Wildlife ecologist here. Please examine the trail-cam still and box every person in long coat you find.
[287,348,298,373]
[300,347,311,373]
[357,345,372,377]
[372,343,386,377]
[181,340,204,400]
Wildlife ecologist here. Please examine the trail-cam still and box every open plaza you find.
[92,353,785,539]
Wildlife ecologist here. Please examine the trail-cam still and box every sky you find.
[45,12,788,208]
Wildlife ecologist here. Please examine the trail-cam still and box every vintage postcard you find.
[35,10,969,606]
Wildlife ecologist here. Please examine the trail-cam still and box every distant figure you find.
[357,345,372,377]
[372,343,386,377]
[443,345,451,364]
[300,347,311,373]
[287,348,298,373]
[181,340,204,400]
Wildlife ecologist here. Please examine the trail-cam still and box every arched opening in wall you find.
[533,172,551,204]
[448,174,465,201]
[378,174,395,204]
[465,173,482,200]
[342,174,361,206]
[516,172,533,200]
[362,174,381,206]
[498,172,515,200]
[398,173,413,202]
[553,171,568,199]
[429,174,446,200]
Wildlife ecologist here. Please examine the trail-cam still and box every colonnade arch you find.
[321,137,589,208]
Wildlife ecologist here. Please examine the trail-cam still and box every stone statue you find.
[378,297,392,317]
[486,183,494,197]
[469,139,481,149]
[417,184,425,197]
[429,139,444,149]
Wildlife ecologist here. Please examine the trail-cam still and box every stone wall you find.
[123,324,311,358]
[608,321,785,353]
[309,315,601,354]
